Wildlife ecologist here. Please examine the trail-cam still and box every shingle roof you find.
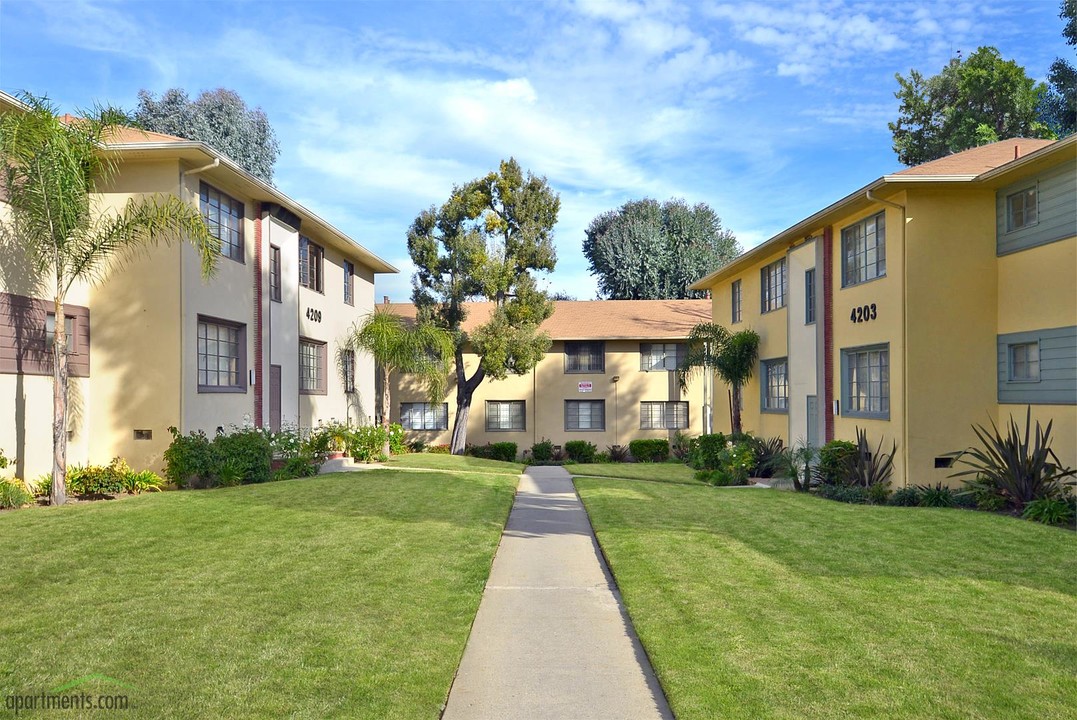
[891,138,1055,177]
[58,114,188,144]
[387,299,711,340]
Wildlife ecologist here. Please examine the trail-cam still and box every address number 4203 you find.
[850,303,877,323]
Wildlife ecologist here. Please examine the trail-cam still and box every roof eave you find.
[105,140,399,275]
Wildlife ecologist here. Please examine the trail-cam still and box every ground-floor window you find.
[401,402,449,430]
[842,344,889,418]
[565,400,605,431]
[299,338,327,395]
[640,401,689,429]
[761,358,788,411]
[197,316,245,392]
[486,400,525,431]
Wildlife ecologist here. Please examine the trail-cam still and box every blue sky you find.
[1,0,1070,301]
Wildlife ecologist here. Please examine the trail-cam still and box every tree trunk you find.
[50,294,68,506]
[449,347,486,455]
[380,365,392,458]
[731,383,743,436]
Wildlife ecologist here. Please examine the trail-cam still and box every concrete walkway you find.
[442,466,673,720]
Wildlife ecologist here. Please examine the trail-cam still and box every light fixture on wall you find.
[611,375,620,383]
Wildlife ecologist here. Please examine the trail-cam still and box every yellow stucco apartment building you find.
[691,136,1077,487]
[0,91,396,480]
[389,300,713,452]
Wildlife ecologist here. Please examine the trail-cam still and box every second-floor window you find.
[640,343,684,371]
[805,268,816,324]
[760,258,787,313]
[1006,187,1037,231]
[731,280,742,323]
[299,237,324,292]
[269,245,282,302]
[343,260,354,305]
[842,211,886,287]
[565,341,604,373]
[199,182,244,263]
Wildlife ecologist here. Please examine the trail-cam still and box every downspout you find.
[865,189,908,488]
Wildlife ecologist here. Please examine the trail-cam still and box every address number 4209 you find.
[850,303,877,323]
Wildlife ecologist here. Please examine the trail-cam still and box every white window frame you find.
[1008,341,1040,382]
[1006,186,1038,232]
[841,211,886,287]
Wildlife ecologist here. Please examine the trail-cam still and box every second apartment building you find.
[691,136,1076,487]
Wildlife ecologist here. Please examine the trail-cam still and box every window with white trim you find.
[843,345,890,417]
[761,358,788,411]
[640,401,689,429]
[1006,187,1037,232]
[640,343,684,371]
[760,258,787,313]
[565,400,605,431]
[401,402,449,430]
[841,212,886,287]
[486,400,525,431]
[1008,342,1040,382]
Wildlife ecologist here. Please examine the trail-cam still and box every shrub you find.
[31,474,51,498]
[606,444,630,463]
[123,470,163,494]
[0,479,32,509]
[269,425,303,458]
[483,442,518,462]
[815,439,857,486]
[888,487,922,506]
[408,440,427,453]
[387,423,408,455]
[1022,496,1076,526]
[0,448,10,469]
[164,427,218,488]
[531,439,554,462]
[349,425,388,462]
[695,469,748,487]
[959,477,1008,511]
[67,458,131,495]
[428,444,451,454]
[689,433,727,470]
[282,455,319,478]
[950,407,1076,509]
[564,440,598,464]
[629,439,670,463]
[765,443,817,492]
[917,483,956,508]
[817,484,868,504]
[214,428,272,484]
[215,457,245,487]
[750,436,784,477]
[594,452,611,464]
[671,431,694,461]
[866,482,892,505]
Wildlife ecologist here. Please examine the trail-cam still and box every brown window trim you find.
[196,315,247,394]
[564,341,605,374]
[299,337,328,395]
[199,181,246,264]
[344,260,355,306]
[269,245,282,303]
[299,237,324,294]
[0,292,91,377]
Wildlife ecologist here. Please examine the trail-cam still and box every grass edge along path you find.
[0,469,518,719]
[575,476,1077,720]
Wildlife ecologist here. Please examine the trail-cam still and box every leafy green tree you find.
[890,47,1054,166]
[584,198,740,299]
[341,307,453,456]
[134,88,280,183]
[1041,0,1077,136]
[408,158,559,454]
[0,94,220,505]
[679,324,759,435]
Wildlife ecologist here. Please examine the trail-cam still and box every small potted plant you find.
[326,429,349,461]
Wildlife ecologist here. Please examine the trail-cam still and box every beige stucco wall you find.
[394,339,707,454]
[786,238,819,447]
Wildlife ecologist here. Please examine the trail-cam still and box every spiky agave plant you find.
[850,427,897,489]
[950,407,1076,509]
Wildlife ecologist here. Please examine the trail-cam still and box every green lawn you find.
[1,470,517,719]
[569,461,702,485]
[386,453,525,475]
[576,478,1077,720]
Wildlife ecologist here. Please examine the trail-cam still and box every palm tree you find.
[680,323,760,435]
[342,307,453,456]
[0,93,220,505]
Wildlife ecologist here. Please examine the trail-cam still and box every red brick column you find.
[822,225,834,442]
[253,205,264,428]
